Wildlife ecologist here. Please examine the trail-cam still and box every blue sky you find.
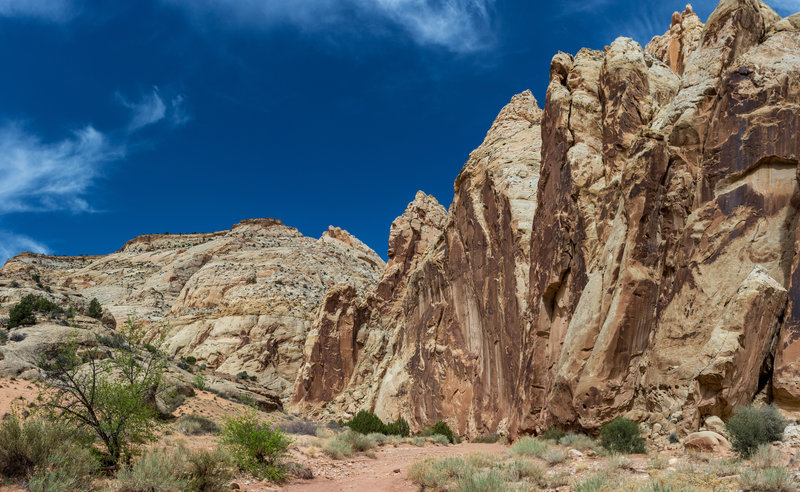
[1,0,799,264]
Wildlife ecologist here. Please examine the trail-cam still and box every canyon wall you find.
[293,0,800,439]
[1,219,383,401]
[3,0,800,440]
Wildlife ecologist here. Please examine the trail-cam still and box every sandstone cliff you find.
[1,219,383,402]
[293,0,800,440]
[520,0,800,437]
[292,90,542,435]
[3,0,800,442]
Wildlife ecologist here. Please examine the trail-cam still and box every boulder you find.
[704,416,726,435]
[683,431,731,452]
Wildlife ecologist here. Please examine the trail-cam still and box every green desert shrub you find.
[342,430,376,452]
[8,294,63,328]
[453,470,505,492]
[542,447,569,465]
[599,417,646,454]
[279,418,319,436]
[647,455,669,470]
[344,410,386,434]
[0,415,86,479]
[471,433,502,444]
[87,298,103,319]
[408,456,469,490]
[385,416,410,437]
[506,459,544,482]
[431,420,455,443]
[749,444,784,470]
[726,405,787,458]
[322,431,377,458]
[221,411,292,482]
[27,444,99,492]
[541,426,566,442]
[343,410,410,437]
[193,372,206,390]
[322,436,353,459]
[573,472,614,492]
[97,332,127,349]
[176,414,220,436]
[511,437,548,457]
[367,432,388,445]
[0,416,98,492]
[430,434,451,445]
[411,436,427,446]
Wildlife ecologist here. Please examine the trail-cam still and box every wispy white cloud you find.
[0,230,49,265]
[121,90,166,133]
[0,0,74,22]
[0,86,189,263]
[163,0,496,53]
[0,123,123,214]
[118,88,191,133]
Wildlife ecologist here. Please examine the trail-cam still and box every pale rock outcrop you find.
[1,219,384,403]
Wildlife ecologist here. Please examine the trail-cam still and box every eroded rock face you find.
[291,191,449,418]
[518,0,800,435]
[645,4,704,75]
[1,219,384,402]
[294,0,800,438]
[3,0,800,440]
[292,91,543,434]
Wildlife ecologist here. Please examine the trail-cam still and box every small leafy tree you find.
[221,411,292,482]
[87,298,103,319]
[38,315,170,466]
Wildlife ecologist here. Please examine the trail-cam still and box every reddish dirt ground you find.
[278,442,507,492]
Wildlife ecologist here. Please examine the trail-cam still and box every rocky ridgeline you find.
[2,0,800,443]
[0,219,383,402]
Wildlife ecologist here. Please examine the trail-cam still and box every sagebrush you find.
[726,405,787,458]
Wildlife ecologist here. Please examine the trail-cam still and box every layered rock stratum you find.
[0,219,383,402]
[2,0,800,442]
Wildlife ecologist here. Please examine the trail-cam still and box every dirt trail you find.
[279,442,507,492]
